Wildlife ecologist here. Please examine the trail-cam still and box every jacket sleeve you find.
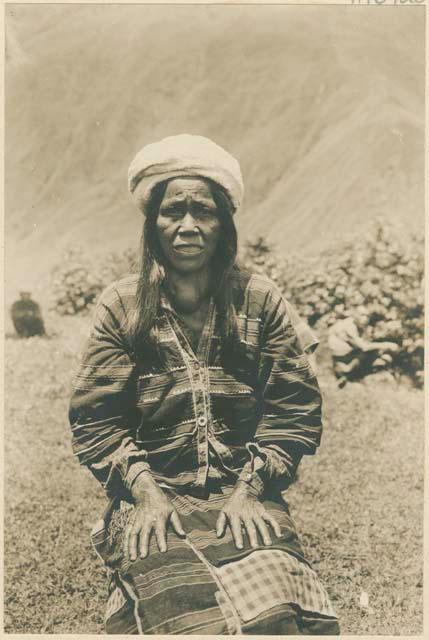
[283,299,319,355]
[242,285,323,492]
[68,283,150,499]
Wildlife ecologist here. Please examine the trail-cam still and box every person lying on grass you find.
[69,134,340,635]
[328,315,399,387]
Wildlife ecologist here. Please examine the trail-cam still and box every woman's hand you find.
[124,473,185,561]
[216,481,282,550]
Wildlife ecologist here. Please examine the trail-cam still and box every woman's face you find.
[156,177,222,274]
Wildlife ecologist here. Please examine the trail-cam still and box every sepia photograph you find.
[3,2,425,635]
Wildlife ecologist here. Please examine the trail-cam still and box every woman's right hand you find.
[124,473,186,561]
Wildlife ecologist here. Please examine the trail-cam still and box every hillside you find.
[5,4,424,303]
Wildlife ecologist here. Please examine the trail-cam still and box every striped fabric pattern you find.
[69,270,323,498]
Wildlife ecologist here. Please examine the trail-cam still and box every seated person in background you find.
[11,290,46,338]
[328,316,398,387]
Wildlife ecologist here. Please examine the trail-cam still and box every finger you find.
[216,512,227,538]
[254,516,272,546]
[230,516,244,550]
[139,524,152,559]
[262,512,282,538]
[155,519,168,553]
[129,527,140,561]
[170,511,186,537]
[123,526,131,559]
[243,519,258,549]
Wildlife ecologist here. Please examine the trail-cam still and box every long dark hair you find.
[128,178,240,363]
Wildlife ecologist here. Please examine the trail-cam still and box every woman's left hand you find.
[216,481,282,550]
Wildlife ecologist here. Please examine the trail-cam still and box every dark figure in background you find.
[11,291,45,338]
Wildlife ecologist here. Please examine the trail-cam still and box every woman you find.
[69,134,339,635]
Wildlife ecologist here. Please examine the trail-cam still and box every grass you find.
[3,314,424,634]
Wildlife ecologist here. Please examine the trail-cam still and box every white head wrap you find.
[128,134,244,215]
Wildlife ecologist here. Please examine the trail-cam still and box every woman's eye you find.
[162,208,181,217]
[196,207,215,217]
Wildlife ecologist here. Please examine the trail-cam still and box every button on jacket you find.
[69,270,323,499]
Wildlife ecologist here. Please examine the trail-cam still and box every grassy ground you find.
[3,314,424,634]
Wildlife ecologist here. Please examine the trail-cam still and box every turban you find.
[128,134,244,215]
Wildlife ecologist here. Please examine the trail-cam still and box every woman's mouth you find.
[173,244,204,255]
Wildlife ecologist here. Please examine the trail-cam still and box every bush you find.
[52,219,423,384]
[238,236,308,293]
[241,219,424,385]
[50,246,137,316]
[50,247,104,315]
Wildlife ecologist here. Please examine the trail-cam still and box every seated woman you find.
[69,134,339,635]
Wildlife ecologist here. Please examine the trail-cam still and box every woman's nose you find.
[179,212,198,233]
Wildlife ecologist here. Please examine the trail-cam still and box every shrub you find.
[50,247,104,315]
[241,219,424,385]
[238,236,308,293]
[52,219,423,384]
[50,246,138,316]
[97,247,138,286]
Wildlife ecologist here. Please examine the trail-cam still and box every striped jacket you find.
[69,270,323,499]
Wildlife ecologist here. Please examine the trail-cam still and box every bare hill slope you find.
[5,5,424,300]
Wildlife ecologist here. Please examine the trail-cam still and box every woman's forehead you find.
[162,177,214,201]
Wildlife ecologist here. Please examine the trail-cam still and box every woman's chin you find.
[171,262,207,275]
[168,253,211,273]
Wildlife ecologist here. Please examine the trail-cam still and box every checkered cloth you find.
[214,549,337,623]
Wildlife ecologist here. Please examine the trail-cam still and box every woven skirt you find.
[91,486,339,635]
